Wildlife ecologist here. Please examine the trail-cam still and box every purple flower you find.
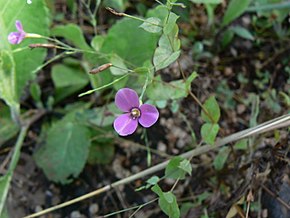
[114,88,159,136]
[8,20,26,44]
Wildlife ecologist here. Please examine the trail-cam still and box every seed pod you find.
[29,43,56,49]
[89,63,113,74]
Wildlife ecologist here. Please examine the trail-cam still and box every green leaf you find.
[0,174,11,217]
[164,12,179,35]
[201,96,221,123]
[213,146,230,170]
[201,123,219,145]
[34,120,91,184]
[91,35,105,52]
[222,29,235,48]
[231,26,254,41]
[140,17,162,33]
[0,0,50,118]
[0,51,19,118]
[222,0,251,26]
[179,159,192,176]
[234,139,248,150]
[154,48,180,70]
[165,157,187,179]
[146,176,160,186]
[0,104,19,147]
[110,55,128,75]
[101,18,159,67]
[147,75,187,101]
[52,64,89,102]
[51,24,91,50]
[152,184,180,218]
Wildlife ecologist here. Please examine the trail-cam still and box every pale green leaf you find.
[140,17,162,33]
[201,123,220,145]
[234,139,248,150]
[110,55,128,75]
[0,174,11,217]
[201,96,221,123]
[231,26,254,40]
[91,35,105,52]
[222,0,251,26]
[164,12,179,35]
[154,48,180,71]
[214,146,230,170]
[159,192,180,218]
[34,121,91,184]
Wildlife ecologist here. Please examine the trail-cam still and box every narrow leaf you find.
[222,0,251,26]
[214,146,230,170]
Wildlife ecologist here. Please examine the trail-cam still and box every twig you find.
[23,113,290,218]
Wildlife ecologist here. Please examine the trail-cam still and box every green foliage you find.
[147,73,197,101]
[140,17,162,33]
[201,96,221,123]
[190,0,222,3]
[213,146,230,170]
[0,105,19,146]
[222,0,251,26]
[0,174,10,216]
[201,123,220,145]
[165,157,192,180]
[52,63,89,102]
[0,0,50,119]
[51,24,91,50]
[88,137,114,165]
[234,139,248,150]
[152,184,180,218]
[34,118,91,184]
[231,26,255,41]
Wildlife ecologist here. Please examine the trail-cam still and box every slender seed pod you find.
[89,63,113,74]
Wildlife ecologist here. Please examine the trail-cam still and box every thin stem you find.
[23,113,290,218]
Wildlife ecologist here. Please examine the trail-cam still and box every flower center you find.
[130,108,141,119]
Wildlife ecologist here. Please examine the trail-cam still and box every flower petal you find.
[114,113,138,136]
[139,104,159,128]
[15,20,24,32]
[8,32,25,44]
[115,88,140,112]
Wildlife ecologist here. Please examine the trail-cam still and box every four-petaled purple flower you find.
[8,20,26,44]
[114,88,159,136]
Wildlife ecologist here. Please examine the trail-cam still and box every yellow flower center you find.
[131,108,141,119]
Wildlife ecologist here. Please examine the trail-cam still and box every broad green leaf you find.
[101,18,159,67]
[140,17,162,33]
[222,0,251,26]
[165,156,187,179]
[190,0,222,3]
[0,104,19,147]
[34,120,91,184]
[52,64,89,102]
[0,0,50,118]
[231,26,254,41]
[51,24,91,50]
[201,123,219,145]
[213,146,230,170]
[201,96,220,123]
